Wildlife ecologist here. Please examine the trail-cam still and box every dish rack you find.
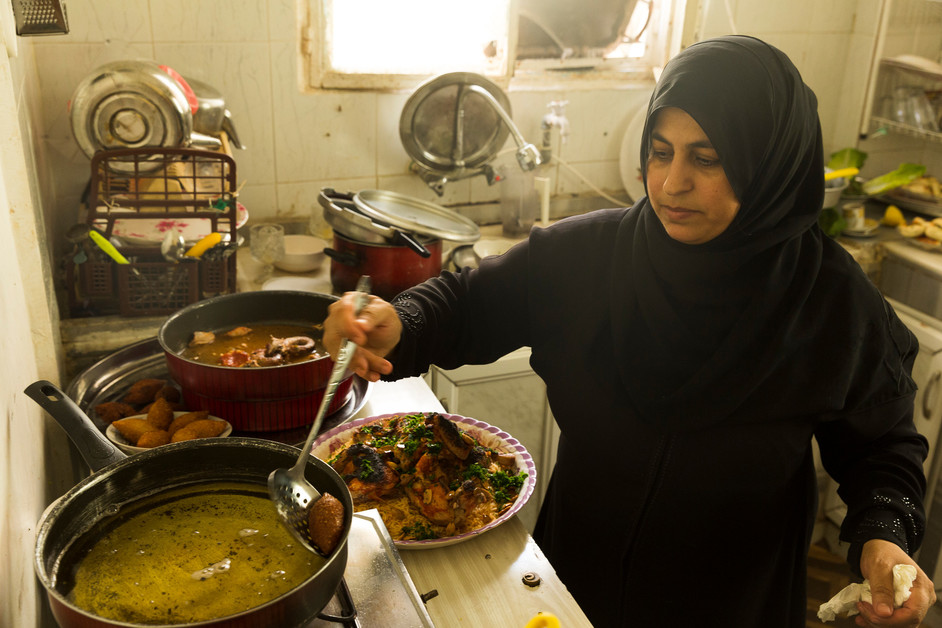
[67,147,240,317]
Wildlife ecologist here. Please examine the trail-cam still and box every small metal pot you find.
[25,380,353,628]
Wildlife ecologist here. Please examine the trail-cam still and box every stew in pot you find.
[183,324,326,367]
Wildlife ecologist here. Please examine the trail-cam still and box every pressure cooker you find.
[318,188,480,300]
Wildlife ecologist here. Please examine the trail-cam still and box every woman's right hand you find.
[323,292,402,382]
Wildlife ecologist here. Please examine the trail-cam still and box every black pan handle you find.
[25,380,127,471]
[392,230,431,258]
[324,248,360,267]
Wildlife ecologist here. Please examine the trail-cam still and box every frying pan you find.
[25,380,354,628]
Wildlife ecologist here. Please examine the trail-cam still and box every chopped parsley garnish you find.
[370,434,398,448]
[358,459,374,480]
[401,521,438,540]
[462,463,488,481]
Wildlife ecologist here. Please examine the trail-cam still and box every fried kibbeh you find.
[309,493,345,554]
[136,430,171,448]
[112,418,160,445]
[94,401,137,424]
[121,378,166,405]
[140,399,184,414]
[167,410,210,436]
[145,397,175,431]
[154,385,180,403]
[171,419,227,442]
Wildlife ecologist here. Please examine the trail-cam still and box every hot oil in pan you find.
[58,482,326,624]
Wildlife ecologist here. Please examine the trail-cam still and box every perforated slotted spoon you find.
[268,275,371,555]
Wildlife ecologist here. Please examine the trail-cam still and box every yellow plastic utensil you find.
[87,230,130,264]
[825,167,859,182]
[185,232,223,258]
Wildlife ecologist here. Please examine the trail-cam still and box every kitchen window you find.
[302,0,685,90]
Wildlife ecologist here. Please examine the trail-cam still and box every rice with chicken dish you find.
[326,413,528,541]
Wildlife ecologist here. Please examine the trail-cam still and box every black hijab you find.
[612,36,869,424]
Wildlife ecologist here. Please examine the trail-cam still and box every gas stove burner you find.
[312,578,359,626]
[305,510,433,627]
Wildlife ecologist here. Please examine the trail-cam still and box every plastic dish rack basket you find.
[67,147,239,317]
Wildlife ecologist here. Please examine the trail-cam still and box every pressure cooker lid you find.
[399,72,512,174]
[69,60,193,172]
[353,189,480,244]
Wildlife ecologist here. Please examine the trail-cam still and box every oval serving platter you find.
[311,412,536,549]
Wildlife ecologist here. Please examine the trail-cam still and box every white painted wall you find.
[2,0,935,625]
[0,11,79,628]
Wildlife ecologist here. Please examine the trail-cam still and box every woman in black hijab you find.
[324,36,936,626]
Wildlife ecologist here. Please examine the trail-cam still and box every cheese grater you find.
[11,0,68,36]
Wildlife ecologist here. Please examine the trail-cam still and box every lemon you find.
[882,204,905,227]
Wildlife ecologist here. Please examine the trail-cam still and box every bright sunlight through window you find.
[327,0,510,75]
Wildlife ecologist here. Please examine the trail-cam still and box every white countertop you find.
[351,374,591,628]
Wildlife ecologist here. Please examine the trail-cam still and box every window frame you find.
[302,0,690,92]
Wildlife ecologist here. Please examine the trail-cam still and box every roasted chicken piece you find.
[429,413,474,460]
[405,482,454,526]
[331,443,400,503]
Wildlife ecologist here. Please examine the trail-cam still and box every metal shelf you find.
[870,117,942,143]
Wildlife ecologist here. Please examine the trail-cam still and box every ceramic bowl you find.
[274,235,327,273]
[823,180,849,209]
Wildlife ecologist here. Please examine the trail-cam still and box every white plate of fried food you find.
[311,412,536,549]
[886,176,942,215]
[106,402,231,455]
[896,214,942,251]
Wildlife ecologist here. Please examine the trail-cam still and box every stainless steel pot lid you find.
[69,60,193,172]
[353,189,480,244]
[399,72,511,174]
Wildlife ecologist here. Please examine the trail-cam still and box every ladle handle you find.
[295,276,372,466]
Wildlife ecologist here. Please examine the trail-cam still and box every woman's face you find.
[646,107,741,244]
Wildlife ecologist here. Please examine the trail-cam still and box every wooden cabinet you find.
[424,347,559,533]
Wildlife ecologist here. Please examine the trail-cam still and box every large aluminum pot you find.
[158,291,353,431]
[26,380,353,628]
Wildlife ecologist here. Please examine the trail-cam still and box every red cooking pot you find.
[158,290,352,431]
[327,232,442,301]
[25,380,354,628]
[319,188,480,300]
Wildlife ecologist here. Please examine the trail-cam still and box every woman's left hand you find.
[854,538,936,626]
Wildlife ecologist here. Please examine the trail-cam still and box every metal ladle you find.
[268,275,371,555]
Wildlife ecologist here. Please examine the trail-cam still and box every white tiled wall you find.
[27,0,883,262]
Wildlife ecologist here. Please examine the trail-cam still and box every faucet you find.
[464,84,542,171]
[540,101,570,164]
[410,81,542,197]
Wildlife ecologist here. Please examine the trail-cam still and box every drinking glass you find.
[249,223,285,283]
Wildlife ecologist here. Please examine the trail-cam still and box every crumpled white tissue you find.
[817,563,918,622]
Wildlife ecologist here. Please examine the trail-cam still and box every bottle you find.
[500,169,539,237]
